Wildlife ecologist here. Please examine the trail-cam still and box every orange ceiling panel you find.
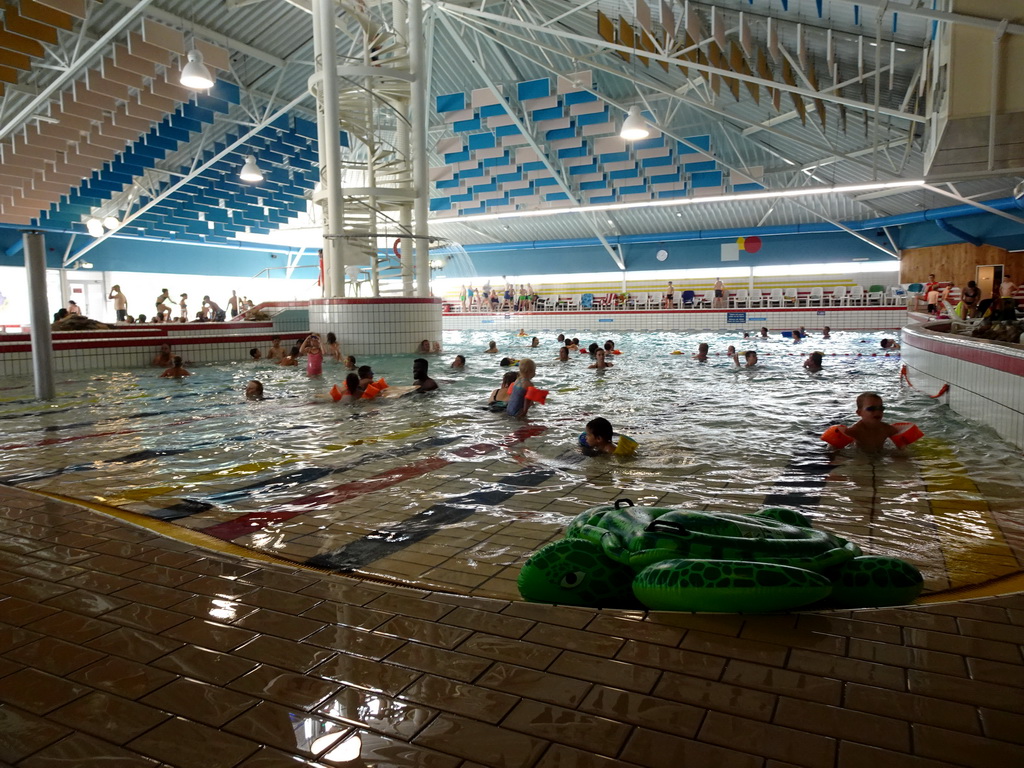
[30,0,83,23]
[0,28,46,58]
[3,3,60,45]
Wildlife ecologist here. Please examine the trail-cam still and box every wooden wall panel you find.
[900,243,1024,288]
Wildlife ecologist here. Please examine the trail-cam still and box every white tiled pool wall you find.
[442,307,908,333]
[309,298,443,355]
[902,324,1024,450]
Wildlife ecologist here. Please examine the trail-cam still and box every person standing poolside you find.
[108,285,128,321]
[66,300,81,316]
[961,281,981,316]
[227,290,240,318]
[467,285,476,309]
[179,293,188,321]
[713,277,726,308]
[663,281,675,309]
[999,274,1018,311]
[203,295,226,321]
[155,289,172,321]
[459,285,468,312]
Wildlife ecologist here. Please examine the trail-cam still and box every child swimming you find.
[582,417,617,454]
[505,358,538,418]
[846,392,899,452]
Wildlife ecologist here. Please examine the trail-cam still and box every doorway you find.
[66,278,106,320]
[976,264,1003,300]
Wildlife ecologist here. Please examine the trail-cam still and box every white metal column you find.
[23,231,55,401]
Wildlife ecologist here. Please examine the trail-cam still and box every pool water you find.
[1,328,1021,601]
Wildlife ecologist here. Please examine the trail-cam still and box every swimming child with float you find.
[822,392,922,452]
[505,358,547,418]
[579,417,639,456]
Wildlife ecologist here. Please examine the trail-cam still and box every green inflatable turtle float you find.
[517,500,923,612]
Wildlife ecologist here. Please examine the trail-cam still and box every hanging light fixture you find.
[240,155,264,182]
[620,105,650,140]
[102,216,120,230]
[85,218,104,237]
[180,49,214,89]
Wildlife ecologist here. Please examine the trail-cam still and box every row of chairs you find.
[535,286,906,311]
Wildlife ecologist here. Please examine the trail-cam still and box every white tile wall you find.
[310,299,443,356]
[902,323,1024,450]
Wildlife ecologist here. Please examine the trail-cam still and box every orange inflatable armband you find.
[821,424,854,449]
[525,386,548,404]
[361,384,381,400]
[375,378,388,390]
[611,349,622,355]
[330,384,343,402]
[890,422,923,448]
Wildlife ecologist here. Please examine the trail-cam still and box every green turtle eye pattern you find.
[559,571,586,588]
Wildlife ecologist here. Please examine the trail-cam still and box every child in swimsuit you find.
[299,334,323,376]
[505,358,537,418]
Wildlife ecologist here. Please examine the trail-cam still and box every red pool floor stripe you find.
[202,424,546,542]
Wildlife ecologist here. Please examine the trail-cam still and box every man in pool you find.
[249,348,262,361]
[732,349,757,368]
[411,358,438,392]
[693,342,709,362]
[846,392,899,452]
[159,356,190,378]
[357,365,375,389]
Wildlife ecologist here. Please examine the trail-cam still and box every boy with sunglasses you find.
[846,392,899,452]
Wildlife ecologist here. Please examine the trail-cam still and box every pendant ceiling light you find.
[180,49,214,90]
[620,105,650,141]
[240,155,264,182]
[102,216,120,230]
[85,218,104,237]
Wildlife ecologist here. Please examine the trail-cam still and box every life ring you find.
[821,424,853,449]
[890,422,923,448]
[393,238,401,259]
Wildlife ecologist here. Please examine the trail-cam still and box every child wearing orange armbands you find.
[822,392,922,452]
[506,358,546,417]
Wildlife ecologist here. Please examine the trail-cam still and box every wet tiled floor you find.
[1,484,1022,767]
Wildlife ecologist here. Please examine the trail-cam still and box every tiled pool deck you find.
[1,484,1022,767]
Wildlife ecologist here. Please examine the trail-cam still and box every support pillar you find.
[23,230,55,400]
[409,0,430,297]
[312,0,345,297]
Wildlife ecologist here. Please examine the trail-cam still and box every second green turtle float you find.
[517,500,923,612]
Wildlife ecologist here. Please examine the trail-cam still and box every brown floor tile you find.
[234,634,336,673]
[234,608,324,641]
[535,743,643,768]
[699,710,836,768]
[654,671,776,721]
[0,596,61,627]
[229,664,341,710]
[904,627,1021,664]
[128,715,260,768]
[365,592,455,621]
[300,600,392,630]
[614,639,727,680]
[620,727,762,768]
[457,632,559,671]
[522,623,624,657]
[42,588,129,618]
[388,641,492,682]
[965,656,1024,687]
[844,682,983,734]
[235,745,335,768]
[502,698,631,757]
[223,700,351,758]
[0,577,74,603]
[160,617,257,652]
[774,697,911,752]
[956,617,1024,644]
[500,602,593,629]
[111,582,188,610]
[58,571,137,595]
[837,741,954,768]
[721,659,842,705]
[0,623,42,654]
[141,677,258,727]
[476,662,592,709]
[237,586,322,615]
[0,704,72,764]
[548,650,661,693]
[176,575,257,600]
[153,644,259,686]
[848,637,968,676]
[979,708,1024,745]
[401,674,518,724]
[102,603,189,635]
[415,713,548,768]
[585,613,686,647]
[580,684,704,737]
[440,605,534,639]
[85,627,183,664]
[312,654,422,697]
[377,615,472,649]
[318,687,437,739]
[339,729,461,768]
[906,668,1024,714]
[68,656,177,700]
[681,629,789,666]
[912,723,1024,768]
[305,624,407,660]
[5,637,106,676]
[49,691,168,745]
[787,648,906,690]
[0,668,90,715]
[19,731,160,767]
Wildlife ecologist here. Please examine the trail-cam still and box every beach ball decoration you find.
[736,236,762,254]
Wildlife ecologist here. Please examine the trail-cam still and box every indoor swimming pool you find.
[1,329,1021,602]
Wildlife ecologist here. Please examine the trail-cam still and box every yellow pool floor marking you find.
[913,439,1019,589]
[95,419,453,505]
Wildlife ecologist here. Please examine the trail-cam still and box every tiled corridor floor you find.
[1,484,1022,767]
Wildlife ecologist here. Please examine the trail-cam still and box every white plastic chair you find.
[887,286,907,306]
[848,285,865,305]
[698,290,715,308]
[867,287,885,305]
[730,289,749,308]
[783,287,798,306]
[765,288,784,307]
[828,286,847,306]
[806,287,824,306]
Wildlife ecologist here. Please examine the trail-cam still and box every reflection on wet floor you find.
[1,330,1022,600]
